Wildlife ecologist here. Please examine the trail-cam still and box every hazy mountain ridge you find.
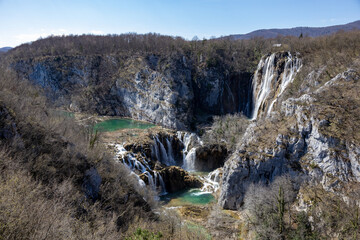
[0,47,12,53]
[226,20,360,40]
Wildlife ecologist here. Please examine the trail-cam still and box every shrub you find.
[203,113,249,151]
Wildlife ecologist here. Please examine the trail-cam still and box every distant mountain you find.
[0,47,12,53]
[226,20,360,40]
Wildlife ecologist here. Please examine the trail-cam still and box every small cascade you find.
[151,138,161,162]
[144,171,155,189]
[183,148,196,171]
[177,131,203,172]
[157,136,170,164]
[152,135,176,166]
[200,168,223,193]
[112,143,168,193]
[158,174,167,195]
[121,152,148,173]
[165,138,175,165]
[251,52,302,119]
[153,171,167,195]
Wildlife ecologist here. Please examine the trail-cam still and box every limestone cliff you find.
[12,53,253,129]
[220,68,360,209]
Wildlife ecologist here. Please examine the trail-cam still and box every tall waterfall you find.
[251,52,302,119]
[267,52,302,115]
[251,53,276,120]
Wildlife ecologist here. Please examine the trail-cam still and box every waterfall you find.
[177,131,203,172]
[154,171,167,195]
[112,143,149,188]
[251,53,276,120]
[157,136,170,164]
[158,174,167,195]
[165,138,175,165]
[200,168,222,193]
[151,138,161,161]
[267,53,302,115]
[251,52,302,119]
[183,148,196,171]
[144,171,155,189]
[153,171,158,188]
[152,135,176,166]
[112,143,169,194]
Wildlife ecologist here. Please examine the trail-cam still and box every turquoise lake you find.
[93,118,155,132]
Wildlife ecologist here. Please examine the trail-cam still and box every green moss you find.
[126,228,163,240]
[309,161,319,169]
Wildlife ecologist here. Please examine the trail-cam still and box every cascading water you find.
[157,136,169,163]
[152,135,176,166]
[177,131,203,172]
[144,171,155,188]
[251,53,276,120]
[165,138,175,165]
[113,143,168,193]
[183,148,196,171]
[267,52,302,115]
[151,132,202,171]
[151,140,161,162]
[114,131,219,200]
[112,143,148,187]
[251,52,302,119]
[200,168,222,193]
[154,171,167,195]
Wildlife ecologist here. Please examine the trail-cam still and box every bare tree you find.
[243,175,297,239]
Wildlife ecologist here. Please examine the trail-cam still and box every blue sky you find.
[0,0,359,47]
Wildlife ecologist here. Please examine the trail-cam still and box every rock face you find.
[194,70,253,116]
[195,144,228,171]
[12,54,253,129]
[159,166,202,193]
[219,69,360,209]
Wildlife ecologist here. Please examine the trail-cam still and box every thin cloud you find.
[15,29,70,44]
[90,30,104,35]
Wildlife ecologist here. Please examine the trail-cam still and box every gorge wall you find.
[12,54,253,130]
[219,68,360,209]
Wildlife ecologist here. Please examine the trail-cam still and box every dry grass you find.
[0,150,121,240]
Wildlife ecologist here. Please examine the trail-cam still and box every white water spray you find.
[251,52,302,119]
[200,168,222,193]
[251,53,276,120]
[267,53,302,115]
[177,131,203,172]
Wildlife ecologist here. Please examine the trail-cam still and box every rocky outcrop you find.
[219,69,360,209]
[159,166,202,193]
[195,144,228,171]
